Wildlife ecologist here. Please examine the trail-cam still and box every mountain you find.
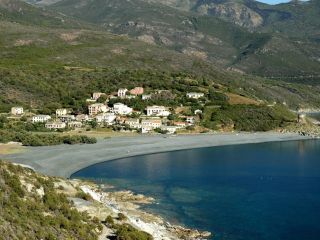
[0,0,319,110]
[49,0,320,80]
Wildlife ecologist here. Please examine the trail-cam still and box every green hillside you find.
[0,0,319,112]
[0,161,101,239]
[50,0,320,81]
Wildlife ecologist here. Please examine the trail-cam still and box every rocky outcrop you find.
[142,0,264,29]
[196,2,263,29]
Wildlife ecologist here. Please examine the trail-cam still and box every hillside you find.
[50,0,320,80]
[0,0,319,112]
[0,161,101,239]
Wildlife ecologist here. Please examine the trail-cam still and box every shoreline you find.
[1,132,311,178]
[77,183,211,239]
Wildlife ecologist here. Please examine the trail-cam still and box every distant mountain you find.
[144,0,320,35]
[0,0,90,28]
[49,0,320,80]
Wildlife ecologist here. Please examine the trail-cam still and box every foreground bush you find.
[0,129,97,146]
[114,224,153,240]
[0,161,101,239]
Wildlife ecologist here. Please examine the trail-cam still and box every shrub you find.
[105,215,114,226]
[118,213,127,221]
[114,224,153,240]
[75,191,93,201]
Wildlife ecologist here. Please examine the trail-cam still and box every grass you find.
[0,143,25,155]
[226,93,260,105]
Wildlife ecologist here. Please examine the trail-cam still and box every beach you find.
[1,132,310,178]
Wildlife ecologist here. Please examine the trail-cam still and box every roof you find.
[142,119,162,123]
[146,105,166,109]
[187,92,204,95]
[33,115,51,117]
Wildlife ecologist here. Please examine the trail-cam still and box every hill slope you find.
[0,161,101,239]
[0,0,319,111]
[50,0,320,80]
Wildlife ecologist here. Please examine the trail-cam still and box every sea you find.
[72,140,320,240]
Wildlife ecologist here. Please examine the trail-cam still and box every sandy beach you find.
[0,132,310,178]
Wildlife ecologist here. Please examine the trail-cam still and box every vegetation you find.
[75,190,94,201]
[203,104,297,131]
[117,213,127,221]
[0,161,101,239]
[0,129,96,146]
[0,116,97,146]
[114,224,153,240]
[51,0,320,81]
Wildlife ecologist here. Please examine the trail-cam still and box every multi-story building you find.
[56,108,68,117]
[58,115,76,123]
[95,113,117,124]
[146,106,170,117]
[113,103,132,115]
[88,103,108,116]
[117,88,128,98]
[92,92,105,100]
[32,115,51,123]
[126,118,141,129]
[141,119,162,129]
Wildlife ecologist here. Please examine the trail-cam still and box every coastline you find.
[1,132,311,178]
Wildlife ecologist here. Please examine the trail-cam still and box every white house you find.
[11,107,24,116]
[45,121,66,129]
[95,113,116,124]
[142,126,153,134]
[58,115,76,123]
[113,103,132,115]
[32,115,51,123]
[161,126,177,134]
[92,92,105,100]
[186,116,195,125]
[88,103,108,116]
[142,94,152,100]
[68,121,83,129]
[141,119,162,129]
[118,88,128,98]
[194,109,203,115]
[56,108,68,117]
[186,92,204,99]
[76,114,89,122]
[126,118,141,129]
[146,106,170,117]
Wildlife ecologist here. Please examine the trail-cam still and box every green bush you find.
[204,104,296,131]
[75,191,93,201]
[105,215,114,226]
[118,213,127,221]
[114,224,153,240]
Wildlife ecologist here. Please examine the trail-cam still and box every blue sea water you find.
[72,140,320,240]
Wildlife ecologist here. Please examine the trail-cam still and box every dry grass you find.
[0,143,25,155]
[62,129,139,138]
[226,93,260,105]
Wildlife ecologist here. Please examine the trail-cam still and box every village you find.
[7,87,207,135]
